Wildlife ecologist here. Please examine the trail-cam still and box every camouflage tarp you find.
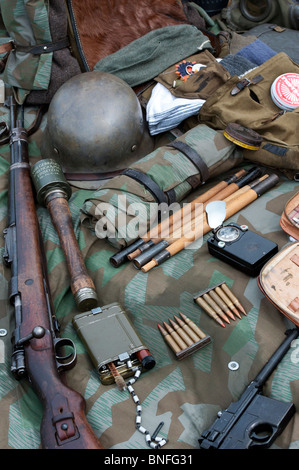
[0,103,298,451]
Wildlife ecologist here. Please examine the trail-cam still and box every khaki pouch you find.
[199,52,299,179]
[258,242,299,326]
[155,50,230,100]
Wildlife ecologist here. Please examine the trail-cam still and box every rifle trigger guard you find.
[54,337,77,372]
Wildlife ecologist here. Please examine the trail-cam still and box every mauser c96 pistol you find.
[199,327,299,449]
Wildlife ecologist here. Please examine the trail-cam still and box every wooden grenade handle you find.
[47,193,98,311]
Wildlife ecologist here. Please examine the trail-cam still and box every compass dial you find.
[216,226,240,242]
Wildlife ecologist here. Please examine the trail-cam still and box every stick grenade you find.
[138,174,269,270]
[224,174,268,203]
[31,159,98,311]
[133,172,267,268]
[110,169,247,267]
[141,173,279,272]
[129,168,249,259]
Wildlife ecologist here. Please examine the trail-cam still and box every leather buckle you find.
[231,74,264,96]
[231,78,251,96]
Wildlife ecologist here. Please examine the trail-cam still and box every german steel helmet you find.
[41,71,154,187]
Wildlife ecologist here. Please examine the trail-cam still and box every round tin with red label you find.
[271,73,299,111]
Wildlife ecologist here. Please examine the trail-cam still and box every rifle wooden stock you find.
[6,98,103,449]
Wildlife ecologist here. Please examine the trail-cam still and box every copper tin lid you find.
[224,123,263,150]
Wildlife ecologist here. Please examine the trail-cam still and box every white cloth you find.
[146,82,205,135]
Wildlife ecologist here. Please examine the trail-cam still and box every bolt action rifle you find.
[3,95,102,449]
[198,327,299,449]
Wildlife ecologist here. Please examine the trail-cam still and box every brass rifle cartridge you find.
[158,316,211,360]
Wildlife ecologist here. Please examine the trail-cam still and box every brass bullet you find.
[221,283,247,315]
[208,289,236,320]
[163,321,189,350]
[194,296,225,327]
[179,312,206,339]
[203,293,230,324]
[168,318,194,347]
[174,315,202,342]
[215,286,241,319]
[158,323,182,354]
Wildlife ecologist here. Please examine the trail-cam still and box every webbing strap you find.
[122,168,168,204]
[168,140,209,183]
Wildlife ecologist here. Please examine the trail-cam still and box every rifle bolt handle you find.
[17,326,46,345]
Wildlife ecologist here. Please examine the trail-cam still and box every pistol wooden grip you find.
[47,196,98,310]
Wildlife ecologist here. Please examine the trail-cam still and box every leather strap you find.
[230,74,264,96]
[165,188,177,204]
[14,37,70,54]
[122,168,168,204]
[263,143,287,156]
[168,140,209,183]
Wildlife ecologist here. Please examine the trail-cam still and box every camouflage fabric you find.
[81,124,243,249]
[0,0,52,102]
[0,103,298,451]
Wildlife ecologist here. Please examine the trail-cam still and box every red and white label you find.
[273,73,299,108]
